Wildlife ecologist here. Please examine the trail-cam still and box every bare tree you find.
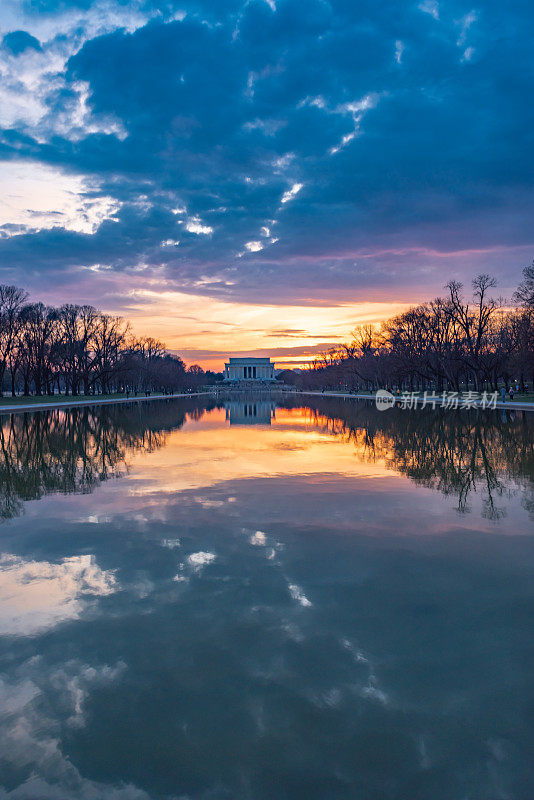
[298,269,532,395]
[513,261,534,310]
[0,285,28,396]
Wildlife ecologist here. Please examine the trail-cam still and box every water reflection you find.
[1,397,532,524]
[0,398,215,522]
[0,396,533,799]
[279,397,534,521]
[0,553,117,636]
[224,398,276,426]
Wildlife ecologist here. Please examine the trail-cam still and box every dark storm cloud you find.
[0,0,533,302]
[2,29,42,53]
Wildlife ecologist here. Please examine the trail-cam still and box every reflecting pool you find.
[0,396,533,799]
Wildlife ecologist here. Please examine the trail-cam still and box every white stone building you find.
[223,357,276,382]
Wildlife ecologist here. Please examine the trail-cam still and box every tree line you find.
[291,264,534,393]
[0,286,218,397]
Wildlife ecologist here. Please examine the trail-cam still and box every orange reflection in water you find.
[125,405,398,501]
[2,399,532,532]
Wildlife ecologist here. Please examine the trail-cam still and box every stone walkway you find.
[0,392,210,415]
[289,390,534,412]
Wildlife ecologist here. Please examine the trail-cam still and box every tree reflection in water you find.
[1,396,532,524]
[0,398,216,522]
[280,398,534,521]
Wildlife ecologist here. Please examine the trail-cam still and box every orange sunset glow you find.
[118,290,409,371]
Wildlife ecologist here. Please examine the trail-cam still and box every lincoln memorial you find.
[223,357,276,382]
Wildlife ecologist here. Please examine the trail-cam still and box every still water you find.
[0,396,533,799]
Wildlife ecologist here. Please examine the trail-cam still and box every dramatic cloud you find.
[0,0,532,365]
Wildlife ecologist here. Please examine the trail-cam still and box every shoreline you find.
[0,388,532,414]
[286,389,534,412]
[0,391,211,415]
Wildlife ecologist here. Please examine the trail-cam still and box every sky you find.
[0,0,533,370]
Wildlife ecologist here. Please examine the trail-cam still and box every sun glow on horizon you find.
[111,289,409,371]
